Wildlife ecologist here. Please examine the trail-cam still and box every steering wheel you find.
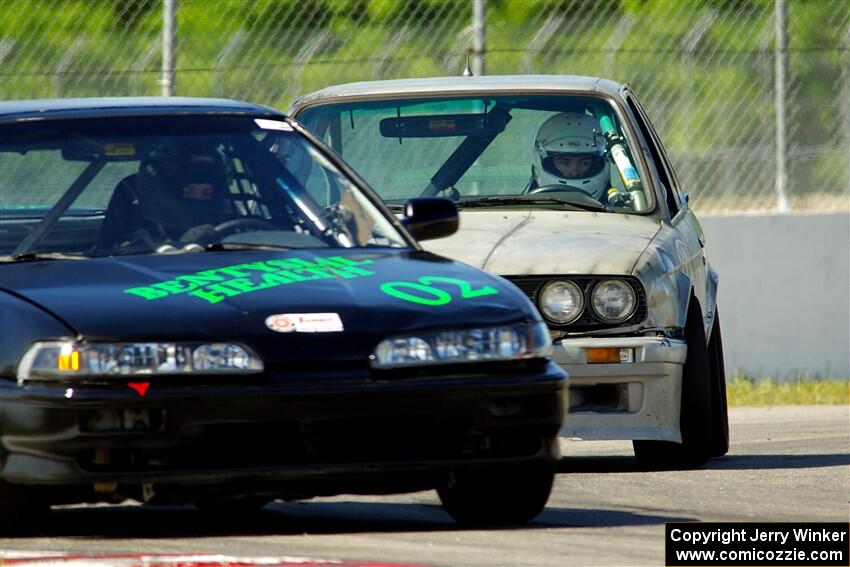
[527,184,606,207]
[213,218,278,237]
[528,183,592,196]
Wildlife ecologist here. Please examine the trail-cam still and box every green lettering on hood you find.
[123,255,375,304]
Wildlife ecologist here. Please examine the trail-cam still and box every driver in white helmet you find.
[530,112,616,203]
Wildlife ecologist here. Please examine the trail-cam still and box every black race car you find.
[0,97,566,528]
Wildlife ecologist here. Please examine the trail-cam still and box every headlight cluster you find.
[539,281,584,324]
[371,322,552,369]
[17,341,263,383]
[538,278,638,325]
[591,280,636,322]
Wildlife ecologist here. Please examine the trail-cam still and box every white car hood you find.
[424,210,661,275]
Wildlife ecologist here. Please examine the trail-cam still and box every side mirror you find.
[400,197,459,241]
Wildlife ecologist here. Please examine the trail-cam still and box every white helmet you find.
[532,112,610,200]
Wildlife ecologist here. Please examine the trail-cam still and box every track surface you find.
[1,405,848,567]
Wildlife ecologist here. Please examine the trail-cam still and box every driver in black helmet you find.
[140,150,234,242]
[99,147,235,251]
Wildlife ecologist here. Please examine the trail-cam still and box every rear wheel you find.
[633,297,714,468]
[437,464,555,526]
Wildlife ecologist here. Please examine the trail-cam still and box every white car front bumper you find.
[555,336,687,443]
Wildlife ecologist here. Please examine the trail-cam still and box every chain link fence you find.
[2,0,848,214]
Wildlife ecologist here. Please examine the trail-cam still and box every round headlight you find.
[538,280,584,324]
[591,279,636,323]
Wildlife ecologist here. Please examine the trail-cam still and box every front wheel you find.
[708,310,730,457]
[633,297,714,468]
[437,464,555,526]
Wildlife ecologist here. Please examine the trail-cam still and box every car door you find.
[623,89,711,330]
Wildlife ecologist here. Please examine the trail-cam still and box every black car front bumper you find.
[0,364,565,501]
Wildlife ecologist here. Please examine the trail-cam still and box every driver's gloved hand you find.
[115,228,157,253]
[179,224,218,246]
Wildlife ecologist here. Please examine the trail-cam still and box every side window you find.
[75,162,139,210]
[303,166,339,206]
[625,94,680,216]
[632,97,686,208]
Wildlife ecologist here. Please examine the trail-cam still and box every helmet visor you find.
[145,153,225,189]
[542,153,607,180]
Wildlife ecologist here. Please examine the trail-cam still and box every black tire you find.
[437,464,555,526]
[0,480,48,532]
[633,297,714,468]
[708,310,730,457]
[194,496,270,515]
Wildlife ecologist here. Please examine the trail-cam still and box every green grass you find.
[726,376,850,407]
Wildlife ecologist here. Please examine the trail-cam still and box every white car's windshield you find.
[0,115,406,259]
[296,95,654,214]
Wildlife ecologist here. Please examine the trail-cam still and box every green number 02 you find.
[379,276,498,306]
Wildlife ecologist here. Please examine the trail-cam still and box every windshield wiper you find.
[204,242,293,252]
[0,251,91,263]
[458,196,608,212]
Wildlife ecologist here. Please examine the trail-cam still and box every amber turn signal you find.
[586,347,634,364]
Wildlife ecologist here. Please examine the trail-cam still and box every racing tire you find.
[633,297,714,468]
[0,479,48,532]
[437,463,555,526]
[708,310,730,457]
[194,496,271,515]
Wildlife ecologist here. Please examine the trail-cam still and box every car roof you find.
[0,97,284,123]
[290,74,626,111]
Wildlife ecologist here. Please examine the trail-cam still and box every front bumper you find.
[554,336,686,442]
[0,365,565,497]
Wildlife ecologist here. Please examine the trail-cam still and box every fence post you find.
[846,21,850,197]
[472,0,486,75]
[162,0,176,96]
[773,0,790,212]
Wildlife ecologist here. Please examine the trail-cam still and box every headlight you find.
[591,280,637,323]
[371,322,552,369]
[16,341,263,383]
[538,280,584,324]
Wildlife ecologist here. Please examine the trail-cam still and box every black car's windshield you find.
[0,115,406,258]
[296,95,654,214]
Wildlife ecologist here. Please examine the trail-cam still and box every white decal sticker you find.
[255,118,293,131]
[265,313,343,333]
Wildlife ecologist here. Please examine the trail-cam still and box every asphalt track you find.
[1,405,848,567]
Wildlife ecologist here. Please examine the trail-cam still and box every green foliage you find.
[365,0,463,24]
[493,0,620,24]
[727,376,850,406]
[110,0,159,30]
[1,0,846,205]
[239,0,336,30]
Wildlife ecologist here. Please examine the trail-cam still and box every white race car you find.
[290,74,729,467]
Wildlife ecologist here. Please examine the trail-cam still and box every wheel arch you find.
[673,270,693,330]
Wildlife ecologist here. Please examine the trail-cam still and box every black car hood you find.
[0,249,534,365]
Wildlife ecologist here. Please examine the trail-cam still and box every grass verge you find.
[727,376,850,406]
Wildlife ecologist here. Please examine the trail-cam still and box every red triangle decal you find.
[128,382,150,397]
